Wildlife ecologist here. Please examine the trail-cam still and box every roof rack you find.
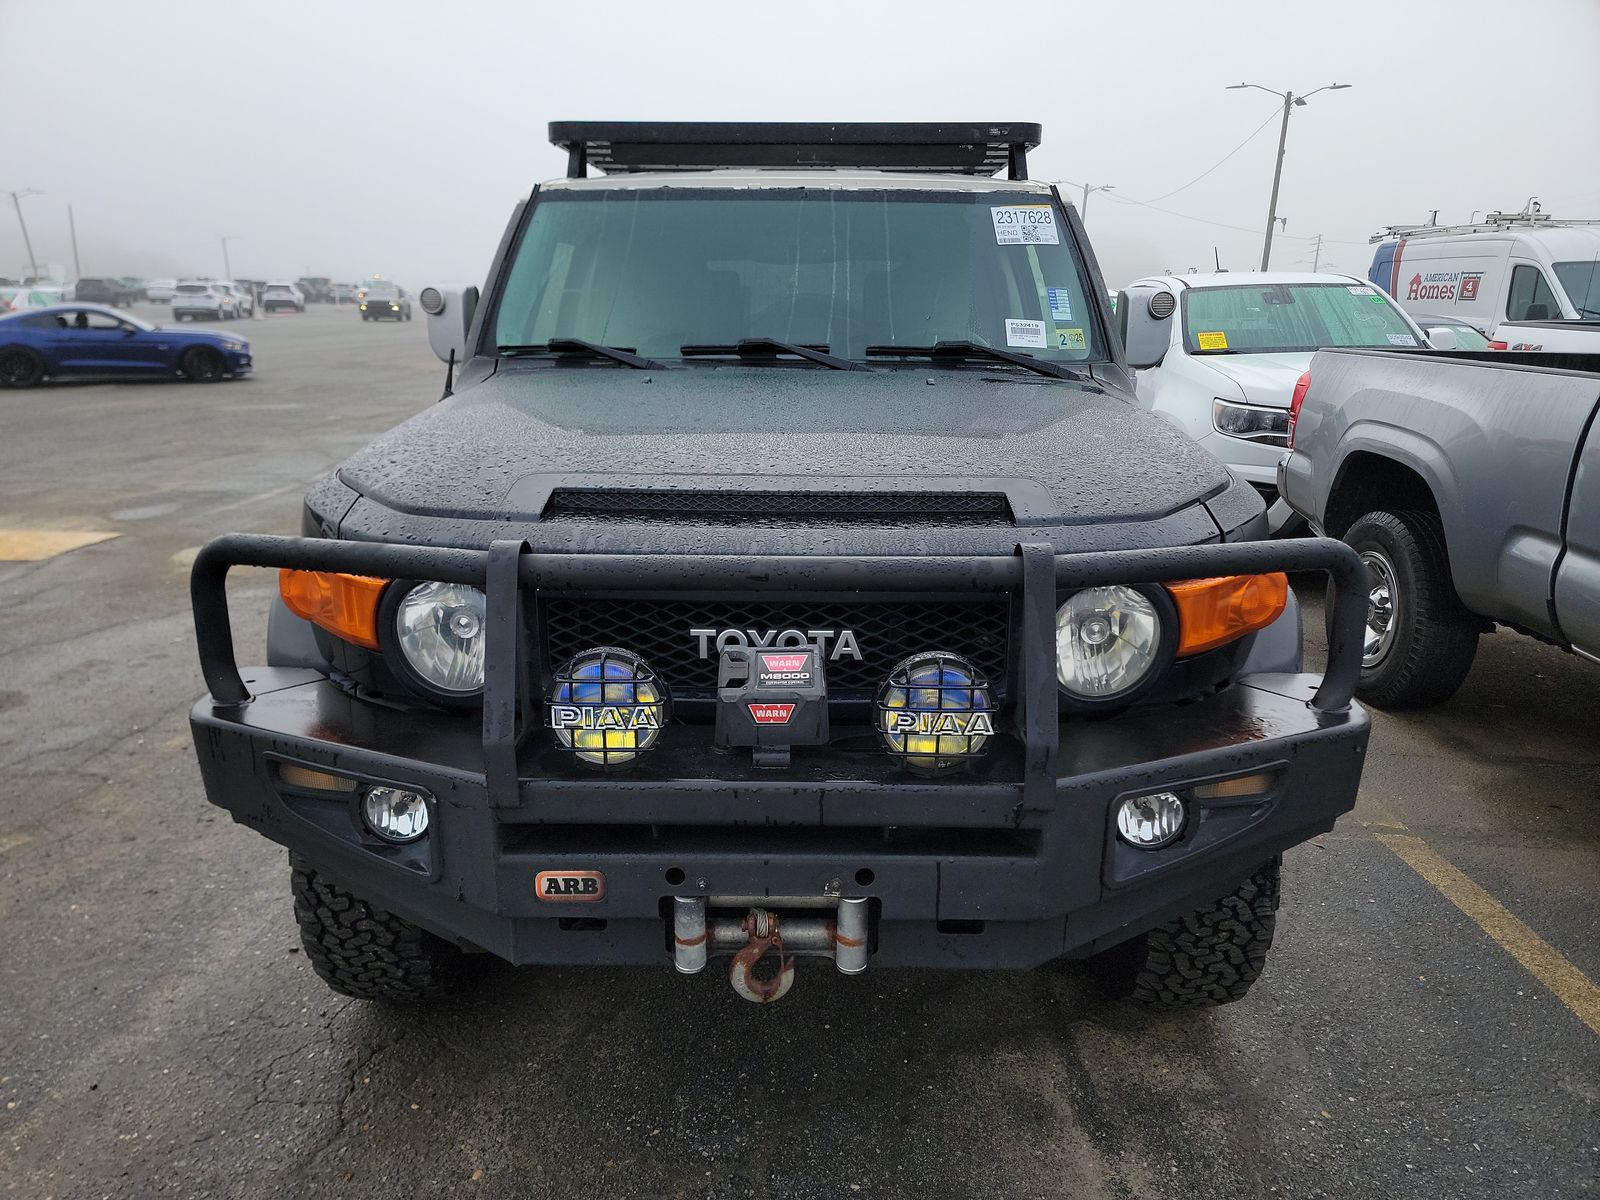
[548,122,1042,181]
[1371,211,1600,243]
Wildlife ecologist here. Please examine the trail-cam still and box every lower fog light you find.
[362,785,431,843]
[1116,791,1185,849]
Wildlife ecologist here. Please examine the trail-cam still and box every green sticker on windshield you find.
[1057,327,1086,350]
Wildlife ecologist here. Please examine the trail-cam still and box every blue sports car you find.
[0,303,252,388]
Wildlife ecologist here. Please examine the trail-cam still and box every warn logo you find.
[749,702,796,725]
[759,652,810,673]
[535,870,606,901]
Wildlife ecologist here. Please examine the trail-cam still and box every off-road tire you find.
[1344,509,1479,708]
[291,856,475,1002]
[0,347,43,388]
[1095,860,1281,1009]
[181,346,225,383]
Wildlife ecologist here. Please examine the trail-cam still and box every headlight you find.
[1056,586,1163,700]
[221,340,245,351]
[394,581,486,695]
[1211,398,1289,446]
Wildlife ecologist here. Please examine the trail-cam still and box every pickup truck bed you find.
[1281,347,1600,706]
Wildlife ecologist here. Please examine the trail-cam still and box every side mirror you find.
[1426,327,1458,351]
[421,284,479,364]
[1118,286,1176,369]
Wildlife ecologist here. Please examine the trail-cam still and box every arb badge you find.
[535,870,606,901]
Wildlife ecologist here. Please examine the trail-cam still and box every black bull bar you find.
[191,534,1368,809]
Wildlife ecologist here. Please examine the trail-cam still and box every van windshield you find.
[493,188,1103,363]
[362,281,398,298]
[1553,260,1600,318]
[1183,283,1419,354]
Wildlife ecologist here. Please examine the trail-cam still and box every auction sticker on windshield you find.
[992,206,1059,245]
[1006,319,1047,348]
[1197,331,1229,350]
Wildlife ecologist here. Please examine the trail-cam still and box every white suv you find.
[261,281,306,313]
[173,282,237,322]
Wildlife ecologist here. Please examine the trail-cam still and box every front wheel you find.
[182,346,225,382]
[291,856,476,1002]
[1343,509,1479,708]
[1090,860,1281,1008]
[0,347,44,388]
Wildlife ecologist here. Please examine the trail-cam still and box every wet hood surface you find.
[333,363,1242,553]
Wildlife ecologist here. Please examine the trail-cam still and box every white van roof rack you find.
[1371,211,1600,244]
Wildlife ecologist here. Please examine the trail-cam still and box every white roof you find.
[542,169,1054,194]
[1127,271,1365,290]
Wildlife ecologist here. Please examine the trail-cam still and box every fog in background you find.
[4,0,1598,291]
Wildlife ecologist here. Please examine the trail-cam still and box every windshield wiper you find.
[864,339,1081,380]
[679,338,867,371]
[498,338,662,369]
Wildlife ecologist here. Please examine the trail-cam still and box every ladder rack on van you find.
[1371,213,1600,243]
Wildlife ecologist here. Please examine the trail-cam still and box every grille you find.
[541,489,1013,527]
[542,597,1011,700]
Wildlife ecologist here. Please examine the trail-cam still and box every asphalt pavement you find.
[1,305,1596,1199]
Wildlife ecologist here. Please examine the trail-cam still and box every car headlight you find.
[1056,586,1163,701]
[221,340,246,351]
[1211,398,1289,446]
[394,581,487,695]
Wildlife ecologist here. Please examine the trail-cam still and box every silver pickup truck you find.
[1280,349,1600,707]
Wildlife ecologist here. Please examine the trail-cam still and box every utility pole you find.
[1079,182,1114,224]
[1311,233,1323,272]
[6,189,42,282]
[68,204,81,278]
[1228,82,1351,270]
[220,235,239,280]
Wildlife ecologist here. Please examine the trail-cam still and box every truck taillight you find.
[1287,370,1311,449]
[1487,340,1508,351]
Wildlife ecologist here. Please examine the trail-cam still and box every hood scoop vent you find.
[542,488,1015,527]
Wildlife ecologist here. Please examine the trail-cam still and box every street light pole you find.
[68,204,82,279]
[6,189,42,282]
[1228,82,1350,270]
[220,235,239,280]
[1079,182,1114,225]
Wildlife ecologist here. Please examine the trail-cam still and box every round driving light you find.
[1116,791,1185,849]
[874,652,994,774]
[419,287,445,315]
[362,785,431,843]
[395,581,487,696]
[1056,586,1163,700]
[548,647,670,768]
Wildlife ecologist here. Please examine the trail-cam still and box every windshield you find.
[1182,283,1419,354]
[493,188,1103,364]
[264,284,293,293]
[176,284,209,295]
[362,281,398,298]
[1553,260,1600,318]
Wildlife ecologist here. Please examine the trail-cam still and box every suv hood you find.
[1194,351,1311,407]
[333,365,1245,552]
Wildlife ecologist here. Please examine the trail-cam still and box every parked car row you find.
[172,281,255,321]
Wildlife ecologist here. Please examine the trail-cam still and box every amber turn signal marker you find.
[1166,572,1289,657]
[275,762,359,793]
[1192,771,1279,800]
[278,569,388,650]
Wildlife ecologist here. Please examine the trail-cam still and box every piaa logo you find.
[535,870,605,901]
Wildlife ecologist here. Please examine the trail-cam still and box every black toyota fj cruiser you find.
[190,122,1370,1009]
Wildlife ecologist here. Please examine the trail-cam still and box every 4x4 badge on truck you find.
[690,627,862,662]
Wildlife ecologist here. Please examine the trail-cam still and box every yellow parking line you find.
[0,530,120,561]
[1378,833,1600,1037]
[0,833,32,855]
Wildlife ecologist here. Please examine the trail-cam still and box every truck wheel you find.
[291,857,475,1002]
[1343,509,1479,708]
[1094,860,1280,1009]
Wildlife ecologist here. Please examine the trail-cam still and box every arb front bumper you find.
[190,536,1370,979]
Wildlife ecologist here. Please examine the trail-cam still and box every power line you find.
[1132,107,1283,205]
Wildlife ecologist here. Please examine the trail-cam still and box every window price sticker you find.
[991,206,1059,245]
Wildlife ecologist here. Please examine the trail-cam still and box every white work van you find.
[1368,213,1600,348]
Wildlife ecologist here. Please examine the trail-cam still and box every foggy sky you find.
[4,0,1598,290]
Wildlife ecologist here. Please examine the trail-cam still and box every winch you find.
[713,645,829,767]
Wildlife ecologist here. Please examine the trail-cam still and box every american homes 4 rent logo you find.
[1407,270,1485,303]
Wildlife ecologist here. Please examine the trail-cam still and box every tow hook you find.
[729,908,795,1003]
